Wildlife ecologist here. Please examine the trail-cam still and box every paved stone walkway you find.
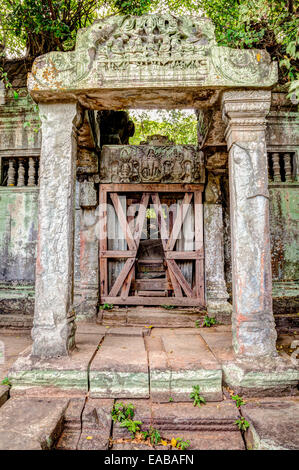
[0,323,298,450]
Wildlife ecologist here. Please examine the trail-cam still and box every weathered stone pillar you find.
[221,91,277,357]
[32,103,81,357]
[204,173,232,323]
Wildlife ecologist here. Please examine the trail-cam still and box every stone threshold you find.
[7,325,299,400]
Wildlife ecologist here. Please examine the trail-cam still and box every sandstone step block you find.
[0,397,69,450]
[90,336,149,398]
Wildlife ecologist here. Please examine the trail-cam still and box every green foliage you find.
[235,417,250,432]
[203,315,217,327]
[1,377,11,386]
[99,303,114,310]
[195,0,299,89]
[1,0,297,95]
[113,0,152,15]
[231,394,246,408]
[0,0,105,57]
[119,418,142,436]
[161,304,176,310]
[111,402,135,422]
[168,397,174,402]
[190,385,206,408]
[148,426,161,445]
[176,437,191,450]
[129,110,198,146]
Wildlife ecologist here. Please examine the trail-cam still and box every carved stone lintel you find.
[221,90,277,358]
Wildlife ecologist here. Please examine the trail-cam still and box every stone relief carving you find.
[28,15,277,93]
[100,145,204,184]
[205,172,222,204]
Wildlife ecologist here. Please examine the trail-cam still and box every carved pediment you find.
[100,145,205,184]
[28,14,277,98]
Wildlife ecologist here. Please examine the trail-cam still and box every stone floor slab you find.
[90,335,149,398]
[0,397,69,450]
[8,335,103,396]
[148,331,222,402]
[0,330,32,381]
[241,397,299,450]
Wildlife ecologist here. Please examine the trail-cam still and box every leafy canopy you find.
[0,0,298,92]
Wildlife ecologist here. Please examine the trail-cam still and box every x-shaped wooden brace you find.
[107,191,196,300]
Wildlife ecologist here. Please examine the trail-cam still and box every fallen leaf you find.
[171,438,177,447]
[161,440,168,446]
[86,436,93,440]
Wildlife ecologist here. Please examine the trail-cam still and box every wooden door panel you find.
[99,184,205,308]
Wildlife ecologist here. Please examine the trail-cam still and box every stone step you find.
[111,400,244,450]
[0,314,33,329]
[57,398,245,450]
[100,306,204,327]
[89,335,149,398]
[147,332,223,402]
[0,397,69,450]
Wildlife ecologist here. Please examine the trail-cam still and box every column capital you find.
[221,90,271,149]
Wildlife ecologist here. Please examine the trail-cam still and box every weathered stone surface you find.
[8,335,102,394]
[75,206,99,319]
[0,385,9,408]
[32,103,82,358]
[241,397,299,450]
[28,15,277,105]
[149,332,222,402]
[222,90,277,357]
[0,330,32,381]
[77,398,113,450]
[222,356,299,397]
[90,335,149,398]
[100,145,204,183]
[106,326,150,337]
[0,397,69,450]
[79,181,97,208]
[204,203,232,322]
[0,188,38,284]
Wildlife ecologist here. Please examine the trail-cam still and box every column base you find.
[207,300,232,325]
[222,355,299,397]
[31,315,76,358]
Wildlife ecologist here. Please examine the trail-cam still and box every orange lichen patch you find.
[256,53,261,62]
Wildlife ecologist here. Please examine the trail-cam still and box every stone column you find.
[221,91,277,357]
[32,103,81,357]
[204,173,232,323]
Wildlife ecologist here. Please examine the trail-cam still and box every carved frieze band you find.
[99,145,205,184]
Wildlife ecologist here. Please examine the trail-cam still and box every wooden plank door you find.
[99,184,205,307]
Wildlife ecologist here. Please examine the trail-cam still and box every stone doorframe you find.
[28,14,279,359]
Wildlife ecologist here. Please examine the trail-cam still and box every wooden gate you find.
[99,184,205,307]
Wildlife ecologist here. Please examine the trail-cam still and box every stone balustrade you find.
[268,152,296,183]
[1,157,39,186]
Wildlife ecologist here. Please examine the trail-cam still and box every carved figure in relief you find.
[182,160,192,182]
[111,160,119,182]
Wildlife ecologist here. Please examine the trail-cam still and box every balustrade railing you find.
[0,157,39,187]
[268,152,296,183]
